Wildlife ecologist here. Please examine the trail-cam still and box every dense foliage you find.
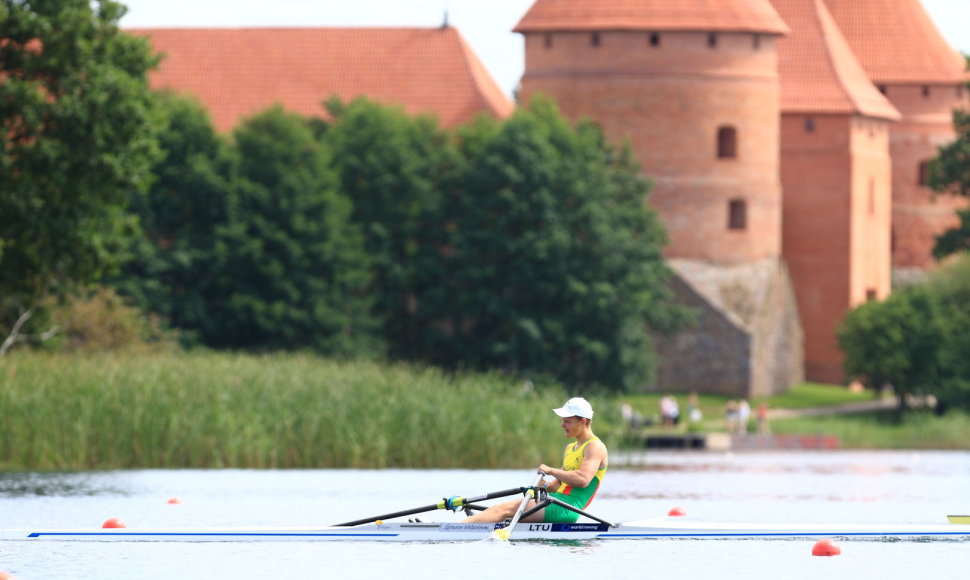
[112,95,686,391]
[0,0,160,346]
[838,255,970,413]
[929,81,970,259]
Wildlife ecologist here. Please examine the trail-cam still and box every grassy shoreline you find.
[1,352,966,471]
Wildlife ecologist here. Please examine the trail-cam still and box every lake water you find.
[1,451,967,579]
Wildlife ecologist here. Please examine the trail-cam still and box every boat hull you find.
[4,519,970,542]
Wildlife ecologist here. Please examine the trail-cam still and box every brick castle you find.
[130,0,968,396]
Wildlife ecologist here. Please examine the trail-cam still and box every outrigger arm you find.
[518,487,619,528]
[335,487,530,527]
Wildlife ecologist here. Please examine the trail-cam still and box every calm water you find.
[1,451,968,579]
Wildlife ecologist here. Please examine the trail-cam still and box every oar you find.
[335,487,527,527]
[491,473,544,541]
[948,515,970,525]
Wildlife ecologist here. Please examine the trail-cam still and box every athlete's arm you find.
[538,440,606,489]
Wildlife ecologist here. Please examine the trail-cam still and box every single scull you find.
[4,518,969,542]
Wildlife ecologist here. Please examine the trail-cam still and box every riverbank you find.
[1,351,966,471]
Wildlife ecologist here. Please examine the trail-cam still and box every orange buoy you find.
[0,570,18,579]
[102,517,127,528]
[668,507,686,517]
[812,538,841,556]
[167,497,182,504]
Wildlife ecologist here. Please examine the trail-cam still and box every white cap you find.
[553,397,594,419]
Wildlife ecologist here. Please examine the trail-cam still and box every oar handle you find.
[493,472,546,541]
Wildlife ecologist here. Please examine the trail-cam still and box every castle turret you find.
[515,0,790,265]
[823,0,970,272]
[515,1,803,397]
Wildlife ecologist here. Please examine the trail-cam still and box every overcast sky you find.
[119,0,970,98]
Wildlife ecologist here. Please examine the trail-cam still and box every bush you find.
[48,287,177,353]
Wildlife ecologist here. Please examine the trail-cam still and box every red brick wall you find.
[781,114,892,383]
[520,30,783,264]
[882,84,970,269]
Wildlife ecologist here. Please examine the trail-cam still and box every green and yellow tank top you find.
[553,437,607,509]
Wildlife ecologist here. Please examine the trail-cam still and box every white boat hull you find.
[4,518,969,542]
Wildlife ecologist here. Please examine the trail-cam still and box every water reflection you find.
[0,472,125,497]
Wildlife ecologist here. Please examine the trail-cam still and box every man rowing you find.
[462,397,608,524]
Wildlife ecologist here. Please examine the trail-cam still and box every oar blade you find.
[491,527,512,541]
[947,515,970,525]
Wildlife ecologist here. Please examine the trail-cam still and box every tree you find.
[0,0,161,352]
[111,91,232,343]
[204,106,379,354]
[838,286,946,415]
[933,208,970,260]
[321,98,452,359]
[427,97,689,392]
[929,79,970,259]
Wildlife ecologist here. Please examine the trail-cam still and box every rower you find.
[462,397,608,524]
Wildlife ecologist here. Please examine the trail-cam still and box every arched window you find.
[918,161,932,186]
[728,199,747,230]
[717,126,738,159]
[708,33,718,48]
[544,33,553,49]
[591,32,601,47]
[649,32,660,47]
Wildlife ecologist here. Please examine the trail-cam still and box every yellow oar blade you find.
[491,527,512,541]
[947,515,970,525]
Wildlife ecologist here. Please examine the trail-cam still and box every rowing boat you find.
[4,518,969,542]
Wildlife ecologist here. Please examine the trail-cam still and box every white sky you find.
[119,0,970,98]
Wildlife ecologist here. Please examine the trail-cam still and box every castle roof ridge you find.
[772,0,900,120]
[514,0,790,35]
[126,27,514,131]
[823,0,969,85]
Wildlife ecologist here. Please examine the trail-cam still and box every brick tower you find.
[824,0,970,274]
[771,0,900,383]
[515,0,804,397]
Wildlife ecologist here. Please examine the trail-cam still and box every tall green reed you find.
[0,352,598,470]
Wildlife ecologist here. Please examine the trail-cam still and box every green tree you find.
[0,0,161,352]
[838,285,947,415]
[205,106,379,354]
[926,255,970,412]
[429,98,689,392]
[933,207,970,260]
[929,79,970,259]
[111,91,232,343]
[321,98,452,359]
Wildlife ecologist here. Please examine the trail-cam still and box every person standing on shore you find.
[463,397,608,524]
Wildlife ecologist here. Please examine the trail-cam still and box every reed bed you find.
[0,352,601,470]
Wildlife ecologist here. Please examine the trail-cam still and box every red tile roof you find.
[128,27,514,132]
[771,0,900,120]
[514,0,790,34]
[823,0,969,85]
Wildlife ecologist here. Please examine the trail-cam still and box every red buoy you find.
[167,497,182,504]
[102,518,127,529]
[668,507,686,517]
[812,539,841,556]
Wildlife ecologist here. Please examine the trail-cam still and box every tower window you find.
[922,86,931,98]
[868,178,875,216]
[544,33,553,49]
[805,117,815,133]
[591,32,601,47]
[866,289,878,301]
[918,161,932,186]
[649,32,660,47]
[717,126,738,159]
[728,199,747,230]
[877,85,887,95]
[958,86,965,99]
[753,34,761,50]
[708,33,718,48]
